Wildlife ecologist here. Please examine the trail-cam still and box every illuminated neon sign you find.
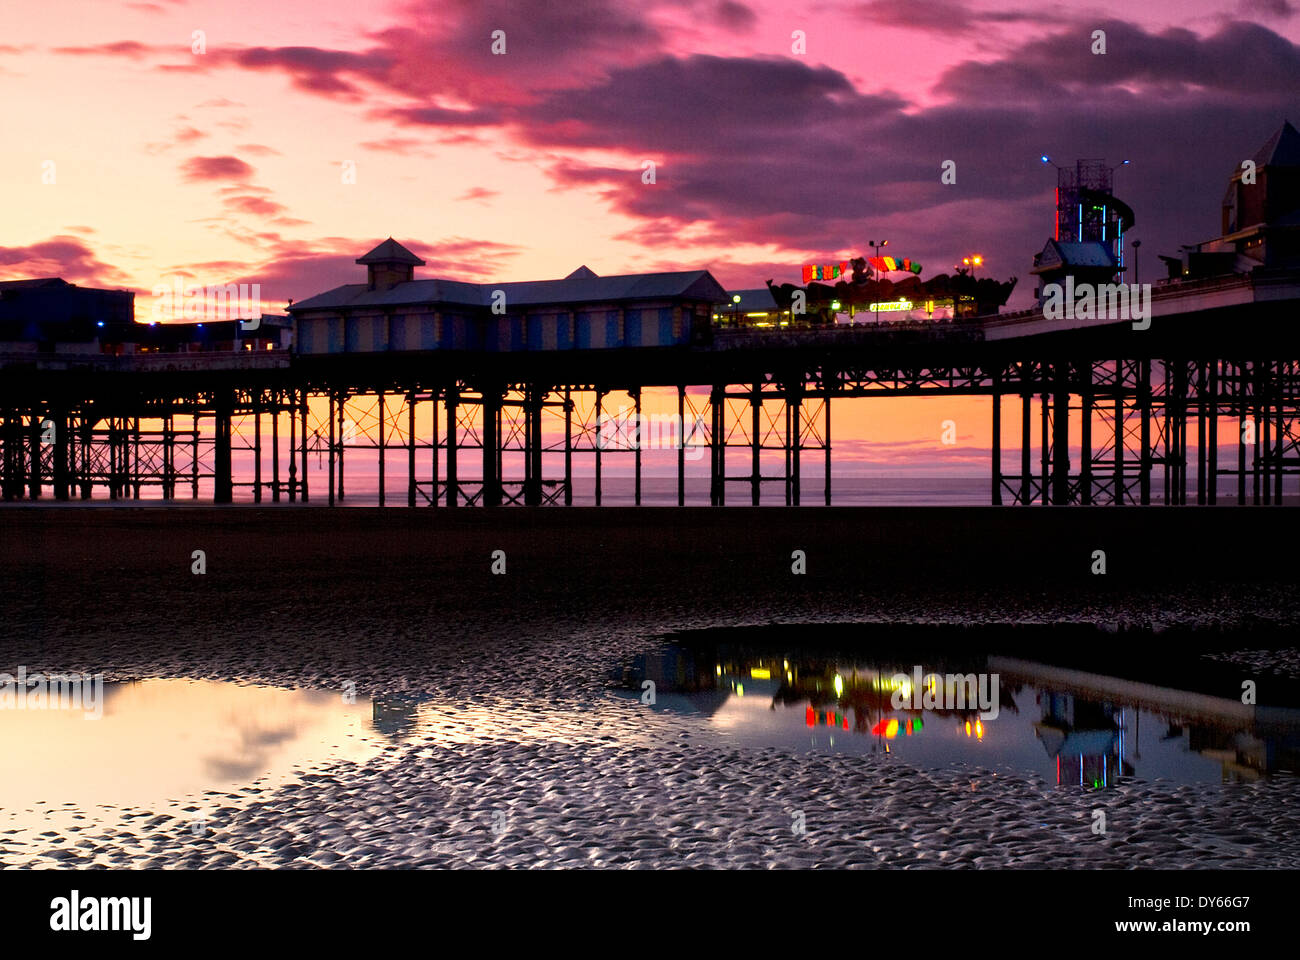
[868,299,914,312]
[803,261,849,282]
[868,256,922,274]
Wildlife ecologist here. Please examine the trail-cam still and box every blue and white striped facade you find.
[289,242,726,355]
[294,305,700,354]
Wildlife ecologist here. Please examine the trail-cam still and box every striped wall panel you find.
[293,300,698,353]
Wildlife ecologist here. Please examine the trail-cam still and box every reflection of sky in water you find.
[0,677,663,859]
[0,679,383,849]
[615,651,1300,789]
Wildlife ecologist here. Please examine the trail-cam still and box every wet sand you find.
[2,506,1299,868]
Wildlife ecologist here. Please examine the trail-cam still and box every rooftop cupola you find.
[356,237,425,291]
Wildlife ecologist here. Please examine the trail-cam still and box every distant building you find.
[0,278,134,354]
[1169,120,1300,279]
[0,277,289,356]
[133,316,292,354]
[1030,239,1120,303]
[1031,156,1134,304]
[289,239,725,353]
[714,287,786,326]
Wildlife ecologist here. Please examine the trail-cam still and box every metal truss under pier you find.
[3,356,1300,507]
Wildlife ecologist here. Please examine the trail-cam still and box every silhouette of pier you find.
[3,266,1299,507]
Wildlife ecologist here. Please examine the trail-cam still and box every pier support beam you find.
[163,412,175,501]
[1051,367,1070,506]
[482,388,501,508]
[79,416,93,500]
[1172,361,1188,505]
[710,385,724,506]
[991,385,1002,505]
[3,412,24,500]
[750,382,761,506]
[524,386,543,506]
[1139,358,1152,505]
[1039,392,1049,505]
[565,387,574,507]
[52,410,70,501]
[253,392,262,504]
[288,394,296,503]
[677,385,686,507]
[28,416,41,500]
[1113,374,1124,505]
[595,390,604,506]
[1021,391,1032,505]
[300,389,309,503]
[1197,362,1207,505]
[337,393,349,502]
[408,391,417,508]
[376,389,385,507]
[634,388,642,506]
[214,390,233,504]
[1079,377,1092,506]
[430,389,440,507]
[789,389,802,507]
[823,396,831,506]
[1201,359,1211,504]
[445,387,458,508]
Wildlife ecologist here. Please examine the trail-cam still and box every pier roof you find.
[1252,120,1300,168]
[355,238,425,266]
[0,277,69,291]
[289,270,726,312]
[1030,240,1118,274]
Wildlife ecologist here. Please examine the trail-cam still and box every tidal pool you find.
[0,678,393,864]
[612,636,1300,789]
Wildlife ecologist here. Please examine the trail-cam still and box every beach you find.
[2,505,1299,868]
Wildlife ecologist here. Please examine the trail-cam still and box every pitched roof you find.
[565,265,598,279]
[356,237,426,266]
[1031,240,1117,273]
[289,270,727,312]
[494,271,726,306]
[1252,120,1300,169]
[0,277,70,290]
[289,279,485,311]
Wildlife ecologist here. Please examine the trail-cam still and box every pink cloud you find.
[180,155,255,182]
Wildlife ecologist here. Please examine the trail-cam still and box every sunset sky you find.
[3,0,1298,476]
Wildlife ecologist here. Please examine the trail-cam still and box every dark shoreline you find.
[3,502,1297,582]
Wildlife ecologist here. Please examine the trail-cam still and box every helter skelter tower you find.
[1047,157,1136,279]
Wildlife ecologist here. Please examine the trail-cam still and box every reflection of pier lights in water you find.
[1036,690,1122,788]
[620,637,1300,787]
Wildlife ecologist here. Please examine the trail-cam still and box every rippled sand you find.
[6,692,1299,869]
[1204,647,1300,680]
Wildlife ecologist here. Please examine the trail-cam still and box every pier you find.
[3,267,1299,507]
